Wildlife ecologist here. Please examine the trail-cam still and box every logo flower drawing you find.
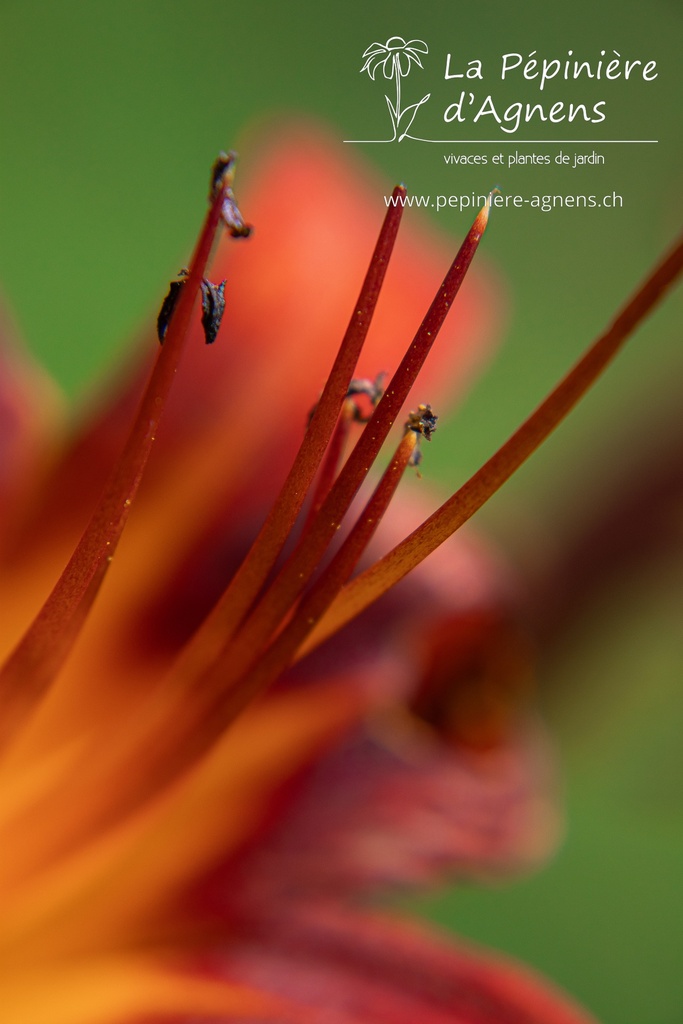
[360,36,431,141]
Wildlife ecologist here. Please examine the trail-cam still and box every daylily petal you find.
[0,682,364,957]
[210,903,598,1024]
[2,956,272,1024]
[218,715,558,907]
[196,511,556,903]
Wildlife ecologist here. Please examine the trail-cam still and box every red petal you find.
[207,903,599,1024]
[214,714,558,907]
[211,496,555,898]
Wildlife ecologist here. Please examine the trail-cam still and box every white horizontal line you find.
[344,139,659,144]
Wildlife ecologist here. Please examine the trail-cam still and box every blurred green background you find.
[1,2,681,1021]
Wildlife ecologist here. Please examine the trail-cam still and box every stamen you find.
[192,426,423,727]
[202,202,490,677]
[169,187,408,685]
[304,373,387,529]
[0,157,251,739]
[302,231,683,654]
[76,423,425,827]
[302,399,355,532]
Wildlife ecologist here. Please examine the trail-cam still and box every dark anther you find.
[210,151,252,239]
[221,195,252,239]
[346,371,387,422]
[157,270,189,344]
[200,279,227,345]
[307,371,387,429]
[210,152,237,199]
[405,403,438,440]
[157,269,226,346]
[405,403,438,469]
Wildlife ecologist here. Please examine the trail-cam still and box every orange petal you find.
[0,953,274,1024]
[0,682,363,959]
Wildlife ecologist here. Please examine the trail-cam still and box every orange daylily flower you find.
[0,124,681,1024]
